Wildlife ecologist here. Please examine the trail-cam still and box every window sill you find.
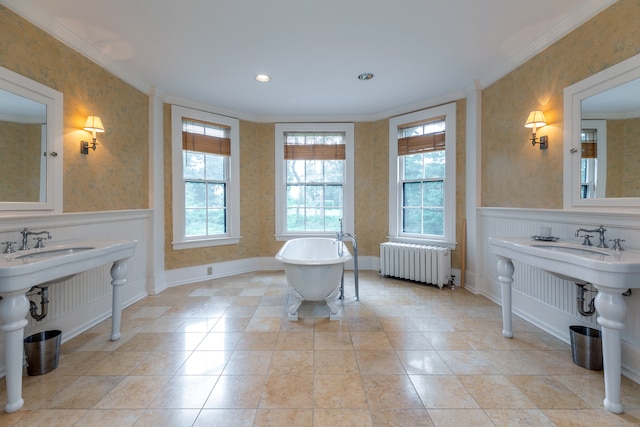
[172,236,241,250]
[388,236,457,250]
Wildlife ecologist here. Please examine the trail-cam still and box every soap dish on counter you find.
[531,235,559,242]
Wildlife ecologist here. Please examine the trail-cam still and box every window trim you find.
[171,105,240,249]
[388,103,456,248]
[275,123,354,240]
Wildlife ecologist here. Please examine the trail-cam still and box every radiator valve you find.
[448,275,455,290]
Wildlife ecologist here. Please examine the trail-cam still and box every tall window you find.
[389,103,456,246]
[182,119,229,236]
[171,105,240,249]
[399,118,446,235]
[275,123,354,239]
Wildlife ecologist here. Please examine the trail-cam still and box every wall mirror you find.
[564,53,640,209]
[0,66,62,213]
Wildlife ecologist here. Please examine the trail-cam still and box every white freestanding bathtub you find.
[275,237,352,320]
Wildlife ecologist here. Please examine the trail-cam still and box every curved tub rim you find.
[275,237,352,265]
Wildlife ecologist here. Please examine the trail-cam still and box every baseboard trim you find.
[164,255,380,289]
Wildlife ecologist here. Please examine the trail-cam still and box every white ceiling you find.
[2,0,616,122]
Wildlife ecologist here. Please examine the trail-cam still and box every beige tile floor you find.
[1,270,639,426]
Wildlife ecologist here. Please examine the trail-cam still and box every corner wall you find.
[481,0,640,208]
[0,5,149,212]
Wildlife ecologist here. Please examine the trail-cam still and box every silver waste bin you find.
[24,330,61,376]
[569,325,602,370]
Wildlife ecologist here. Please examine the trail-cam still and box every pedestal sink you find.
[0,240,136,413]
[489,237,640,414]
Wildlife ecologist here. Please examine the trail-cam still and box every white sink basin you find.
[529,243,611,257]
[0,240,136,294]
[489,237,640,289]
[13,246,96,261]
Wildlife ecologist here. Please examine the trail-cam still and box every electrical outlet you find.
[207,266,213,275]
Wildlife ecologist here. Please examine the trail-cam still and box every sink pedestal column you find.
[494,254,629,415]
[496,257,514,338]
[594,286,627,414]
[109,259,128,340]
[0,291,29,413]
[0,259,129,413]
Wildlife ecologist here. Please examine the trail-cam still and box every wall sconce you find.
[524,110,548,149]
[81,116,105,154]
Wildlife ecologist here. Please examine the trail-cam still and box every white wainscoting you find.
[0,210,150,376]
[477,207,640,383]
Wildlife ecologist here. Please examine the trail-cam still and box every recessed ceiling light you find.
[255,74,271,83]
[358,73,374,81]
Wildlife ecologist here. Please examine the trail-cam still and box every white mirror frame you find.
[564,53,640,209]
[0,66,63,214]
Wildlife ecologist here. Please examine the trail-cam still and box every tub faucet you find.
[20,228,52,251]
[334,218,359,301]
[575,225,607,248]
[335,219,345,256]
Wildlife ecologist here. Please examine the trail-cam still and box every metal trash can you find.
[23,330,61,376]
[569,325,602,370]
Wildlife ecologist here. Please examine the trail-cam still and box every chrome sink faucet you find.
[19,228,52,250]
[610,238,625,252]
[1,241,17,253]
[575,225,607,248]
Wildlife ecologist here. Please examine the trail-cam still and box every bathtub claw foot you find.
[287,287,304,321]
[326,287,342,320]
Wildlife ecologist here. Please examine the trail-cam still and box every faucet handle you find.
[1,241,17,253]
[579,234,594,246]
[610,238,625,251]
[33,237,46,249]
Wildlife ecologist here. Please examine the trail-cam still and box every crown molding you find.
[479,0,617,89]
[2,0,617,122]
[2,0,150,94]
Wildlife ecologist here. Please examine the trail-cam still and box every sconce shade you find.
[84,116,105,134]
[524,111,546,129]
[81,116,104,154]
[524,110,548,149]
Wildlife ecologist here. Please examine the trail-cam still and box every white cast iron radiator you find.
[380,242,451,288]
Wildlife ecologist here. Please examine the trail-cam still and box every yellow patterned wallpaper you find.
[164,104,467,271]
[0,6,149,212]
[607,117,640,198]
[163,110,276,269]
[1,2,467,271]
[353,120,389,259]
[454,100,466,269]
[0,121,41,201]
[606,119,624,198]
[482,0,640,208]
